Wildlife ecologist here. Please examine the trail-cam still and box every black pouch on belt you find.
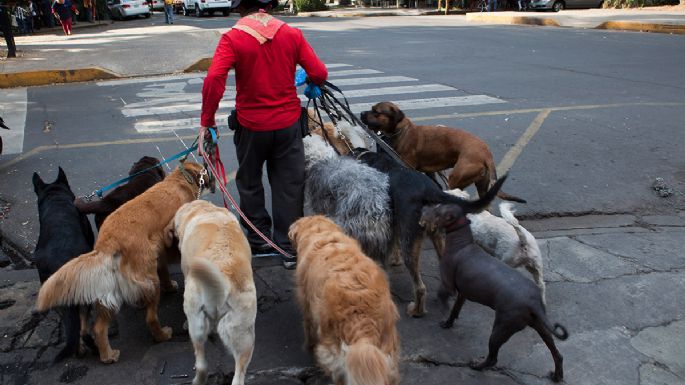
[228,109,239,131]
[299,106,310,138]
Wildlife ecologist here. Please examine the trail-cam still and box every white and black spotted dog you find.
[303,128,392,265]
[446,188,546,303]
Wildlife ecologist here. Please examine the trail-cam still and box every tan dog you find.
[170,200,256,385]
[289,215,400,385]
[361,102,526,203]
[36,162,205,364]
[306,108,351,155]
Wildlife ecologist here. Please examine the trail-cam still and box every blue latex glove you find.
[294,68,307,87]
[304,83,322,99]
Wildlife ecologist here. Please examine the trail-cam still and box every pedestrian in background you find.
[200,0,327,269]
[163,0,173,24]
[487,0,496,11]
[52,0,79,35]
[13,3,29,35]
[0,4,17,58]
[83,0,94,22]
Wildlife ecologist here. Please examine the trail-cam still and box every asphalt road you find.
[2,14,684,253]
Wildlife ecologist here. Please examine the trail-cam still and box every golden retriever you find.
[36,161,205,364]
[169,200,256,385]
[289,215,400,385]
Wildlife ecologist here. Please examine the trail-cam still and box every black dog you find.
[33,167,95,362]
[351,148,476,317]
[420,181,568,382]
[0,116,9,155]
[74,156,165,230]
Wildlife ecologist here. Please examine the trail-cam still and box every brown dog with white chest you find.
[36,161,205,364]
[361,101,526,203]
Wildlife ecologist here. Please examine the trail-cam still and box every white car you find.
[107,0,152,20]
[181,0,232,17]
[149,0,166,10]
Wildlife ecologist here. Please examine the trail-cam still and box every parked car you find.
[107,0,152,19]
[528,0,603,12]
[149,0,166,10]
[180,0,232,16]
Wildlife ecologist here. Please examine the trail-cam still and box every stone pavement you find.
[1,7,685,88]
[1,213,684,385]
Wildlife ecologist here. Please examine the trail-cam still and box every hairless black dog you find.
[420,177,568,383]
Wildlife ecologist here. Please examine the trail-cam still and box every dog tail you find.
[53,305,81,363]
[345,340,395,385]
[187,258,230,314]
[500,202,528,245]
[488,163,527,203]
[534,308,569,340]
[36,250,123,312]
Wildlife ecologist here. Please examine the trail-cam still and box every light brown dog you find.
[306,108,352,155]
[170,200,256,385]
[361,102,526,203]
[289,215,400,385]
[36,162,205,364]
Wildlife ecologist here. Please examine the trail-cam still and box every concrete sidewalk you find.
[1,7,684,88]
[2,214,684,385]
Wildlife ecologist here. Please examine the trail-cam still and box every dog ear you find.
[32,172,46,193]
[391,107,405,126]
[57,167,70,186]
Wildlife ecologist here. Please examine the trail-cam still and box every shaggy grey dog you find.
[303,135,392,264]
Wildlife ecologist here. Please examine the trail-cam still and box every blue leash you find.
[83,145,198,201]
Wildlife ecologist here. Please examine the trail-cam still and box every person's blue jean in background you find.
[488,0,497,11]
[164,4,173,24]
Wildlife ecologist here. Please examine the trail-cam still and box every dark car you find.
[529,0,603,12]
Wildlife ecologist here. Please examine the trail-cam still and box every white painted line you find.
[96,73,206,86]
[328,69,382,77]
[325,63,353,69]
[123,100,235,117]
[0,88,27,155]
[330,76,418,86]
[340,84,455,98]
[134,115,228,133]
[348,95,506,113]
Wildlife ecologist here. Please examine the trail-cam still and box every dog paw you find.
[161,280,178,293]
[154,326,173,342]
[549,371,564,383]
[100,349,120,364]
[406,302,426,318]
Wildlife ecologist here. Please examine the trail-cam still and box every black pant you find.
[0,8,17,58]
[234,117,305,255]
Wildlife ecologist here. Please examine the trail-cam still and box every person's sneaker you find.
[281,254,297,270]
[250,244,279,257]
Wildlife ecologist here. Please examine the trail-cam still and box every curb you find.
[597,20,685,34]
[184,57,213,73]
[0,67,120,88]
[465,12,561,26]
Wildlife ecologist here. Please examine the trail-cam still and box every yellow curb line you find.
[0,67,120,89]
[597,21,685,34]
[185,58,213,73]
[465,13,561,27]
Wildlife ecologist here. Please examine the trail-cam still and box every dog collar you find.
[444,217,470,233]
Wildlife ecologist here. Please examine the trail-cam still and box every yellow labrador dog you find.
[170,200,257,385]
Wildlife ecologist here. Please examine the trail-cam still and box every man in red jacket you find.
[200,0,327,269]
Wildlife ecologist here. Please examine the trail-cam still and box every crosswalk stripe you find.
[338,84,455,98]
[330,76,418,86]
[135,116,228,133]
[328,69,382,77]
[122,84,455,117]
[348,95,506,113]
[0,88,27,155]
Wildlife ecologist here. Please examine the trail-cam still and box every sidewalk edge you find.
[0,67,121,88]
[596,20,685,34]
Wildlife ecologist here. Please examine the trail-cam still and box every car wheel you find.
[222,9,230,16]
[552,0,563,11]
[195,3,202,16]
[144,12,151,18]
[597,0,604,7]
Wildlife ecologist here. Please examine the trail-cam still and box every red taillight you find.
[122,3,131,7]
[200,0,206,3]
